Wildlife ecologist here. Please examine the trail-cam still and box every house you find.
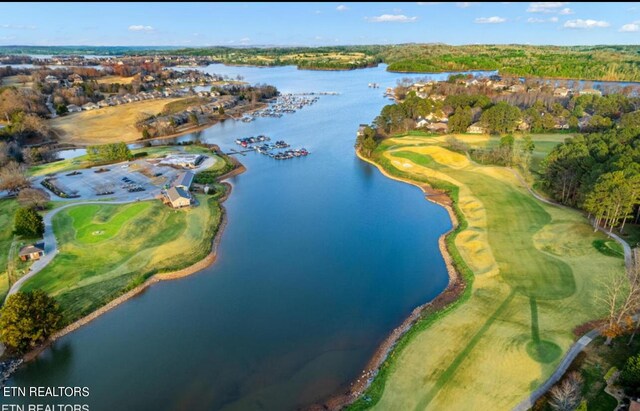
[81,102,98,111]
[163,186,191,208]
[175,171,195,189]
[467,122,486,134]
[578,114,592,130]
[554,119,570,130]
[68,73,83,84]
[579,88,602,97]
[356,124,368,137]
[553,87,571,97]
[18,242,45,262]
[66,104,82,113]
[427,122,449,133]
[491,81,507,90]
[517,119,530,131]
[45,75,59,85]
[415,117,430,128]
[508,84,526,93]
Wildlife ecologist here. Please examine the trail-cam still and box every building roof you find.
[175,171,194,189]
[18,242,44,257]
[165,186,190,203]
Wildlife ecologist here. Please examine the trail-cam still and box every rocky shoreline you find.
[311,151,465,410]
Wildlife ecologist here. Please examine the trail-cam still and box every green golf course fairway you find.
[22,194,223,323]
[352,134,626,411]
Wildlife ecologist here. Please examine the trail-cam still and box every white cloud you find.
[564,19,610,29]
[527,16,557,23]
[336,5,348,11]
[456,2,471,8]
[128,25,154,32]
[527,2,567,13]
[558,8,574,15]
[475,16,507,24]
[0,24,37,30]
[620,22,640,32]
[366,14,418,23]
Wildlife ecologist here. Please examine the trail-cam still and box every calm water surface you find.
[7,64,460,410]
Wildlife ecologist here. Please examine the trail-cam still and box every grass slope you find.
[0,199,20,300]
[352,134,626,410]
[49,98,182,144]
[22,193,224,323]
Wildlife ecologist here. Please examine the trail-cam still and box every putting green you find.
[354,135,626,411]
[22,195,222,322]
[69,202,151,244]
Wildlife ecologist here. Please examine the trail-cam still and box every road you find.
[45,94,57,119]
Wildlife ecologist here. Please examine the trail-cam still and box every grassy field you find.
[29,145,220,177]
[21,193,224,323]
[49,98,182,144]
[96,75,135,85]
[351,133,627,410]
[0,199,20,301]
[0,75,33,88]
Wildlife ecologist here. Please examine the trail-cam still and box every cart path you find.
[6,197,155,298]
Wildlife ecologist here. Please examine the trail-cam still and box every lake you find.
[6,64,465,410]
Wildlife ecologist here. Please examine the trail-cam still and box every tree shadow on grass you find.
[413,291,516,411]
[526,297,562,364]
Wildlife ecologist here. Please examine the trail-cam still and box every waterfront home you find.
[579,88,603,96]
[81,102,99,111]
[163,186,191,209]
[508,84,526,93]
[467,122,486,134]
[66,104,82,113]
[19,242,45,262]
[553,87,571,97]
[356,124,368,137]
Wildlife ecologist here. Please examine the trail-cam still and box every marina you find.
[236,136,310,160]
[7,63,452,411]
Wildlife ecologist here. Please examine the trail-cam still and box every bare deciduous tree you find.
[598,255,640,345]
[0,161,30,194]
[549,371,583,411]
[17,188,49,210]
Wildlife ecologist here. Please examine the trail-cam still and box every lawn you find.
[21,193,224,323]
[96,75,135,85]
[0,199,20,301]
[49,98,182,144]
[351,135,626,410]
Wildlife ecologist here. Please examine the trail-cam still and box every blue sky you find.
[1,2,639,47]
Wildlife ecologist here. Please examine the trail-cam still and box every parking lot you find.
[35,157,202,202]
